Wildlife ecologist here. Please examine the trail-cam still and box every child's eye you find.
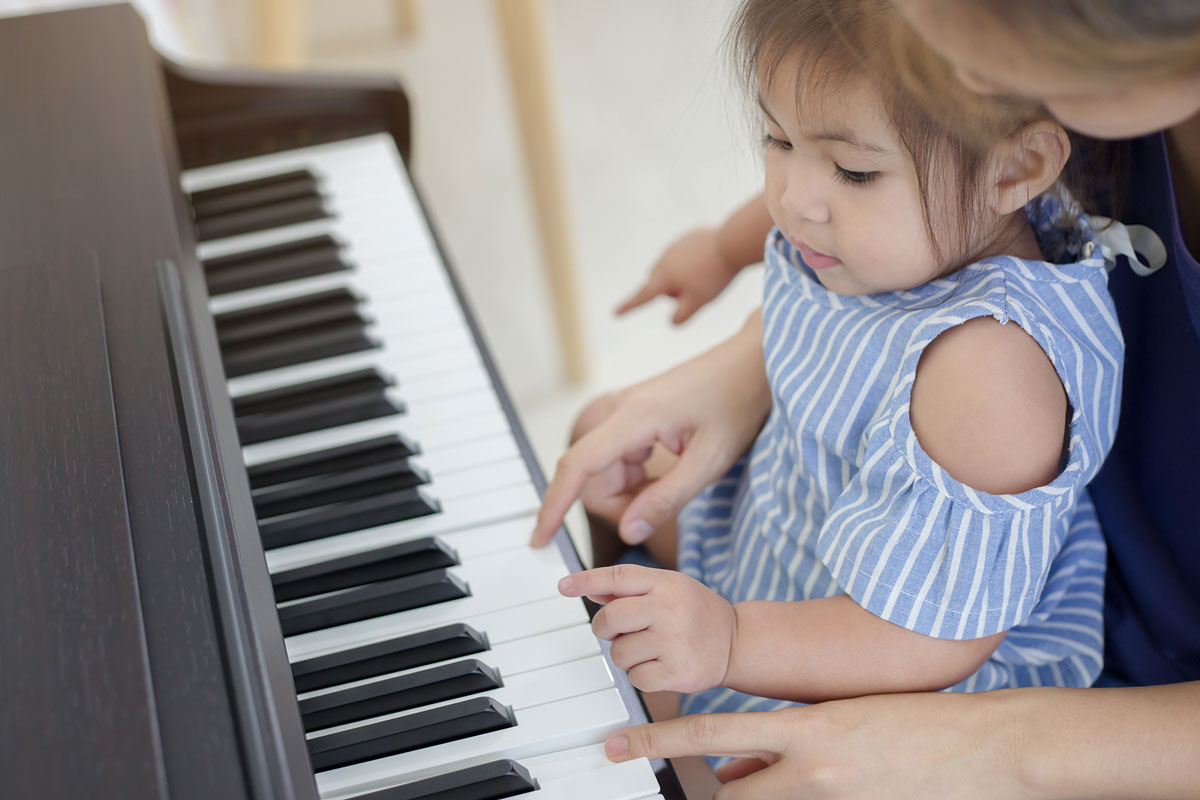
[762,133,792,151]
[835,165,878,185]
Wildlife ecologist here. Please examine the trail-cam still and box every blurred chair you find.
[253,0,588,385]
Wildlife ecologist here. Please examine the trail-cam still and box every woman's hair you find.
[729,0,1090,265]
[960,0,1200,78]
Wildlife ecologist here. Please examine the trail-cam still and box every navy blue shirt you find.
[1094,133,1200,685]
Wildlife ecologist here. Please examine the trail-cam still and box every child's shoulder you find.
[901,216,1123,499]
[909,313,1068,496]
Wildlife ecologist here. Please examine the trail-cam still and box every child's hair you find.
[728,0,1097,265]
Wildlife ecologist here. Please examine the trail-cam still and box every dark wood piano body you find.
[0,5,681,798]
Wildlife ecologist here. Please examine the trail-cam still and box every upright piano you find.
[0,5,684,799]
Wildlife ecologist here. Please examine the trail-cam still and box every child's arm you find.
[559,566,1002,700]
[616,192,772,323]
[724,595,1006,701]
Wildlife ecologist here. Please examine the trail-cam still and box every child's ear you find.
[986,121,1071,215]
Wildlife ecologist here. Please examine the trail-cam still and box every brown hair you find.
[961,0,1200,79]
[729,0,1079,265]
[885,4,1130,219]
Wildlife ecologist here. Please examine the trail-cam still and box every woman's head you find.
[733,0,1073,295]
[892,0,1200,138]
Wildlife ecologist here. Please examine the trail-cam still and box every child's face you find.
[760,65,953,295]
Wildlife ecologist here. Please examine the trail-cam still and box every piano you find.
[0,5,684,799]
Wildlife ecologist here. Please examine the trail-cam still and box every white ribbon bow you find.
[1084,216,1168,277]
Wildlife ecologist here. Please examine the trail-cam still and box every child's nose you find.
[781,179,830,224]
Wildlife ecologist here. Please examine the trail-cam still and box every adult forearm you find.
[724,594,1003,703]
[714,192,773,273]
[710,306,770,423]
[1013,681,1200,799]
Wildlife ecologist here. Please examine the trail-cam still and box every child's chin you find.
[815,270,870,297]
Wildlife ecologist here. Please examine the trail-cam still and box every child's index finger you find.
[557,564,660,599]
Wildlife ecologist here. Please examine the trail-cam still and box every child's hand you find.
[616,227,739,324]
[558,564,738,694]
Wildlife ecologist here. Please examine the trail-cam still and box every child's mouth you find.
[791,237,841,270]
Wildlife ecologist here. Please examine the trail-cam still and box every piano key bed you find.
[180,135,669,800]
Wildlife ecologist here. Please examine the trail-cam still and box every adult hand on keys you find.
[605,691,1024,800]
[529,309,770,549]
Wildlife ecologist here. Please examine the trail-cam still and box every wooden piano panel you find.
[0,6,314,798]
[0,257,167,799]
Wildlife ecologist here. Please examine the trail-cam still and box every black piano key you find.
[300,658,502,732]
[232,367,390,417]
[291,624,489,694]
[255,458,430,521]
[247,434,420,490]
[259,488,440,550]
[237,390,403,446]
[277,568,469,636]
[204,234,349,295]
[353,759,537,800]
[216,288,364,346]
[272,536,456,602]
[189,169,318,215]
[196,194,328,241]
[307,697,516,773]
[221,319,377,378]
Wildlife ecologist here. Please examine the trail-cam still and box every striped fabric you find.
[678,209,1124,719]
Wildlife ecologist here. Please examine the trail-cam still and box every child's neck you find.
[970,212,1043,264]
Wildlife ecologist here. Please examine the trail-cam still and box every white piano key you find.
[397,367,495,405]
[431,458,529,501]
[228,340,489,400]
[287,592,591,663]
[183,134,400,192]
[380,388,499,430]
[197,211,423,263]
[243,406,510,468]
[243,431,517,496]
[308,656,615,741]
[259,473,530,565]
[297,623,602,704]
[275,539,565,616]
[198,194,437,254]
[266,482,542,574]
[420,434,521,476]
[523,746,661,800]
[366,344,481,385]
[434,514,542,560]
[283,544,568,657]
[208,262,451,315]
[315,688,632,799]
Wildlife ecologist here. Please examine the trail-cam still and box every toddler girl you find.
[552,0,1127,717]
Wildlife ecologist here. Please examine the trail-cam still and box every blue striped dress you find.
[677,206,1124,719]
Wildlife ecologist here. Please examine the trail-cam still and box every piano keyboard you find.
[181,135,663,800]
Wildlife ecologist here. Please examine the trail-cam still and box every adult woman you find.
[532,1,1200,795]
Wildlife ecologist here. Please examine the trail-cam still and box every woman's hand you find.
[615,227,742,324]
[606,691,1024,800]
[559,564,738,693]
[530,309,770,548]
[607,682,1200,799]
